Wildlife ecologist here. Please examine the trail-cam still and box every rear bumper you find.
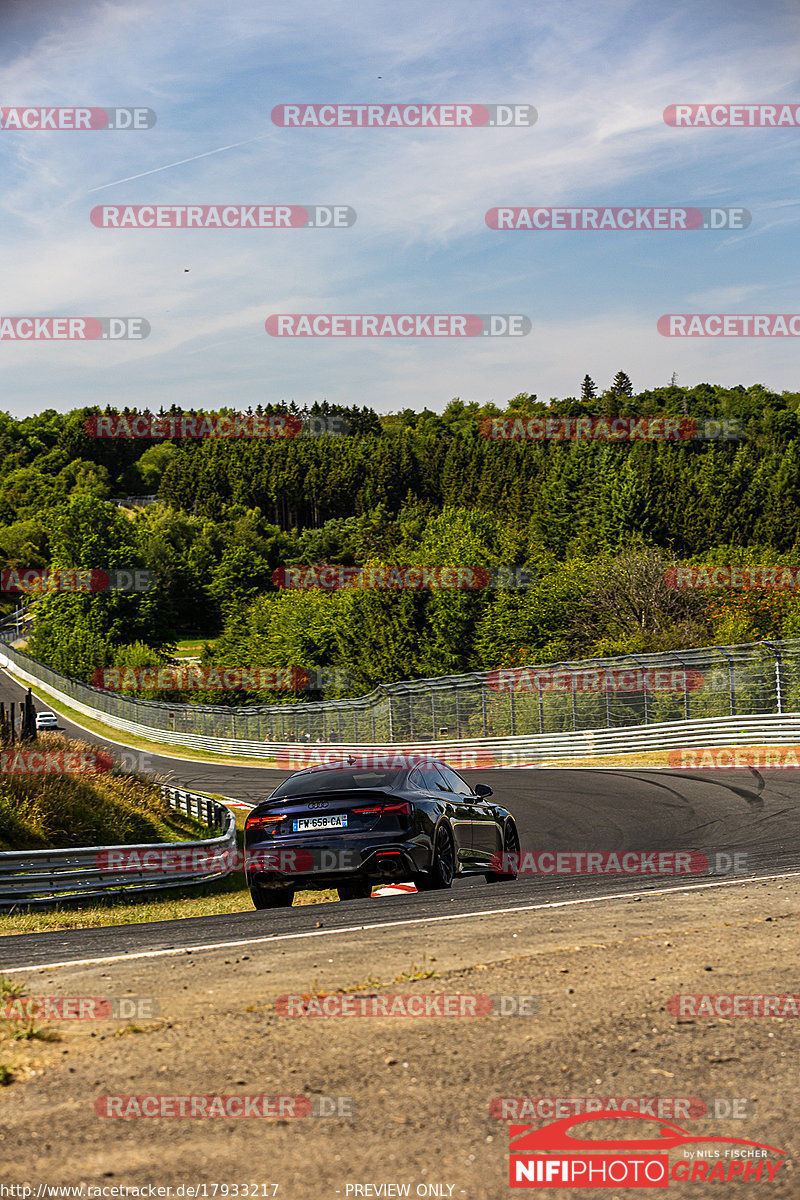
[245,836,427,890]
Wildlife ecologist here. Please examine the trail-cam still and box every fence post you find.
[669,650,693,721]
[628,654,650,724]
[716,648,736,716]
[760,641,784,715]
[777,649,785,715]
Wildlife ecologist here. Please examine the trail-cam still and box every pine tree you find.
[602,390,620,420]
[581,375,597,400]
[611,371,633,397]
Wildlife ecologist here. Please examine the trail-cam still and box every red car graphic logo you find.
[510,1110,785,1155]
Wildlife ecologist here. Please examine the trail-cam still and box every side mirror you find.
[474,783,493,798]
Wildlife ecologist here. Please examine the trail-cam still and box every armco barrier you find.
[267,713,800,767]
[1,643,800,764]
[0,786,236,907]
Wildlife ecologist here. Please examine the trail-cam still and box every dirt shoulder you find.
[0,875,797,1199]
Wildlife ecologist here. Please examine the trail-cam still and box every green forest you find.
[3,379,800,704]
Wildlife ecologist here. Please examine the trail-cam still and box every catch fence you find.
[0,640,796,747]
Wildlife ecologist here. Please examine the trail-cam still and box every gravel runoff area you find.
[0,874,797,1199]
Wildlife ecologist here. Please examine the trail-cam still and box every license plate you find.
[293,814,348,833]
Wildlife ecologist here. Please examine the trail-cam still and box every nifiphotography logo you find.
[508,1112,786,1187]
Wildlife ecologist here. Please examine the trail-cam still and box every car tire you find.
[337,880,373,901]
[415,821,455,890]
[249,880,294,909]
[485,820,520,882]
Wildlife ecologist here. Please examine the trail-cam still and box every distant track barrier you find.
[1,641,799,764]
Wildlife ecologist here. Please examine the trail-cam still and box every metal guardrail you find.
[162,712,800,766]
[0,786,237,907]
[110,494,159,507]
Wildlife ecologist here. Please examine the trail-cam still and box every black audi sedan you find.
[244,759,520,908]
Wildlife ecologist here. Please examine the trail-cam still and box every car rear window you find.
[271,769,404,797]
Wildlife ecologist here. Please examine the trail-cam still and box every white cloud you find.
[2,0,800,412]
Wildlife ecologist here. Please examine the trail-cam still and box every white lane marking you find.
[5,870,799,973]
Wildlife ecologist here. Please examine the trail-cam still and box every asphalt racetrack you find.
[1,668,799,971]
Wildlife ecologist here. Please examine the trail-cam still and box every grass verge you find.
[172,638,214,658]
[0,975,62,1085]
[0,734,207,851]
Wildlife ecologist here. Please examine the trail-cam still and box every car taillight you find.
[352,801,412,817]
[246,814,285,831]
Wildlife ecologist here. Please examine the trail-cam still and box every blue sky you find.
[1,0,799,417]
